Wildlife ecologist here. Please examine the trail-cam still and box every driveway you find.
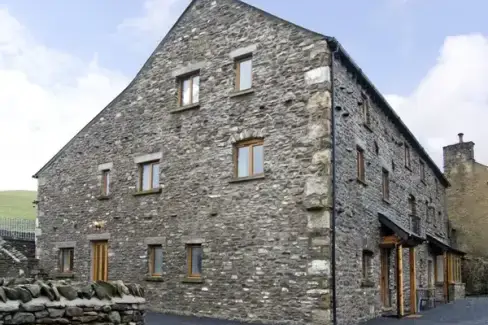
[146,297,488,325]
[362,297,488,325]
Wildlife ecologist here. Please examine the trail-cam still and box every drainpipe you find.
[329,38,340,325]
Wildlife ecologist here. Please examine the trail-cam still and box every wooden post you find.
[409,247,416,314]
[396,244,404,317]
[443,252,448,303]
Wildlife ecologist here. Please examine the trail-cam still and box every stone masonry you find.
[332,53,452,324]
[33,0,459,325]
[35,0,332,324]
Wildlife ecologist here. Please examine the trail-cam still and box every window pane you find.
[153,247,163,274]
[191,246,203,275]
[239,59,252,90]
[104,171,110,195]
[253,145,264,175]
[192,76,199,103]
[62,250,70,272]
[152,163,159,189]
[238,146,250,177]
[142,164,151,191]
[436,255,444,282]
[182,78,191,106]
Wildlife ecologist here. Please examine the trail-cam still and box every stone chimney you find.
[443,132,475,171]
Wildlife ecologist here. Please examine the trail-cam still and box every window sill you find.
[229,174,265,183]
[144,276,164,282]
[363,123,373,132]
[229,88,255,98]
[182,277,204,284]
[97,195,111,201]
[133,188,162,196]
[357,178,368,186]
[170,103,200,113]
[361,279,375,288]
[54,272,75,279]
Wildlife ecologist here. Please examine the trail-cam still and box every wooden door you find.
[380,248,391,308]
[92,241,108,281]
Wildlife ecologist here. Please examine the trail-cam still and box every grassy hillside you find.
[0,191,37,219]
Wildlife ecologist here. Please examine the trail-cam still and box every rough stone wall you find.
[461,256,488,295]
[4,239,35,260]
[332,56,449,325]
[0,238,37,278]
[0,280,145,325]
[35,0,333,324]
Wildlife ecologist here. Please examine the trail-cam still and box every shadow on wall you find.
[463,256,488,295]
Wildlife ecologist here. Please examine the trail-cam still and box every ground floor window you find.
[148,245,163,276]
[449,254,462,283]
[435,254,444,283]
[186,244,203,278]
[58,248,73,273]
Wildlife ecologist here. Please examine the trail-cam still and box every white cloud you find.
[116,0,189,50]
[386,34,488,169]
[0,8,129,190]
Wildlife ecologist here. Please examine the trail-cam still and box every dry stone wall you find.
[0,279,145,324]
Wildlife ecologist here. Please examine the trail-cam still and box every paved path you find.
[146,297,488,325]
[362,297,488,325]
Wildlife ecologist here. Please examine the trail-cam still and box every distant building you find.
[33,0,464,324]
[444,133,488,294]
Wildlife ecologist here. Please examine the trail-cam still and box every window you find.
[404,143,411,169]
[408,195,417,216]
[431,207,437,227]
[361,93,371,127]
[101,170,110,196]
[59,248,74,273]
[362,250,373,280]
[179,74,200,106]
[235,56,252,91]
[426,201,431,223]
[435,255,444,282]
[428,259,434,287]
[148,246,163,276]
[382,169,389,201]
[357,147,365,182]
[420,160,425,183]
[186,244,203,278]
[235,139,264,178]
[139,161,160,191]
[438,211,443,227]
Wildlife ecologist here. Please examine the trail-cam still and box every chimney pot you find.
[458,133,464,143]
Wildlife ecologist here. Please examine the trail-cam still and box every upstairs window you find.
[139,161,160,191]
[426,201,431,223]
[148,246,163,277]
[420,160,426,183]
[101,170,110,196]
[187,244,203,278]
[361,93,372,127]
[357,147,365,183]
[179,74,200,106]
[235,56,252,91]
[382,169,389,201]
[58,248,74,273]
[409,195,417,216]
[404,143,411,169]
[235,139,264,178]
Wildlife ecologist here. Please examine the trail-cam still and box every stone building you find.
[444,133,488,295]
[33,0,464,324]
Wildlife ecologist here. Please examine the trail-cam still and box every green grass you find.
[0,191,37,220]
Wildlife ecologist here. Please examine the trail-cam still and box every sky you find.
[0,0,487,191]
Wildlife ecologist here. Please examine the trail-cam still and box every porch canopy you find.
[426,233,466,256]
[378,212,425,247]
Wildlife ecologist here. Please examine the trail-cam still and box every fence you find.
[0,217,36,240]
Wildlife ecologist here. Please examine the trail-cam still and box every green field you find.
[0,191,37,219]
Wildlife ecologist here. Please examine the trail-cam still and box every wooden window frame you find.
[138,161,160,191]
[148,245,162,277]
[101,169,110,196]
[404,144,411,169]
[186,244,202,278]
[178,73,200,107]
[362,250,373,280]
[382,169,390,201]
[234,139,264,178]
[357,147,365,183]
[235,56,252,91]
[58,248,74,273]
[420,160,426,183]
